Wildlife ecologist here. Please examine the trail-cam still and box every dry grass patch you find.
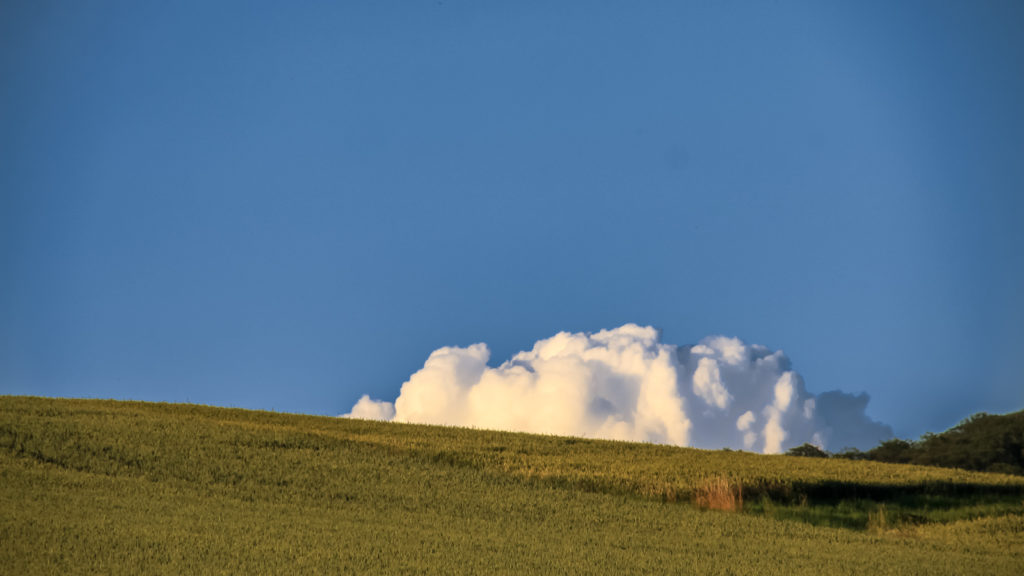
[695,475,743,512]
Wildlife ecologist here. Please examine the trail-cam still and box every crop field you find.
[2,396,1023,574]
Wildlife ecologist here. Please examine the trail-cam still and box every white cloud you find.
[343,394,395,421]
[803,398,816,419]
[344,324,892,453]
[736,410,756,431]
[774,372,795,412]
[762,407,787,454]
[693,358,732,410]
[703,336,748,365]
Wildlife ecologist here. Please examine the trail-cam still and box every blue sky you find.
[2,1,1022,440]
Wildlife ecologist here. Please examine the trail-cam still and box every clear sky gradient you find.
[2,1,1022,439]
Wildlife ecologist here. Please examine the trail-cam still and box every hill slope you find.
[2,396,1023,575]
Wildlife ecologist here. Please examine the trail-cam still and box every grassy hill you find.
[2,396,1023,575]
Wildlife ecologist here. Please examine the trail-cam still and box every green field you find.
[2,396,1022,574]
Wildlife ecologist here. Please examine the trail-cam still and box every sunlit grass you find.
[2,396,1023,575]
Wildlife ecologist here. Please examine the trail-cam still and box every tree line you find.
[787,409,1024,476]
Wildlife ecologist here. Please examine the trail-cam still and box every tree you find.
[865,438,916,464]
[786,443,829,458]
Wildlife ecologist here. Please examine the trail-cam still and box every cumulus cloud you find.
[344,324,892,453]
[345,394,395,421]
